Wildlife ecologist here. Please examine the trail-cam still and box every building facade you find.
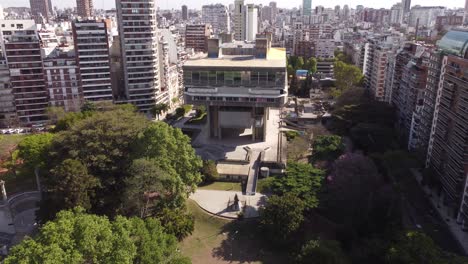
[0,46,16,127]
[76,0,93,18]
[202,4,230,34]
[426,30,468,230]
[233,0,246,41]
[0,20,48,124]
[185,24,211,52]
[184,37,287,141]
[182,5,188,20]
[302,0,312,17]
[116,0,164,111]
[29,0,53,23]
[72,20,113,102]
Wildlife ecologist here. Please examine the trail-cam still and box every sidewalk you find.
[411,169,468,255]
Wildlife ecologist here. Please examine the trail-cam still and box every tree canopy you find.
[260,194,305,244]
[17,133,54,170]
[270,162,324,209]
[334,61,364,92]
[312,135,345,161]
[4,208,190,264]
[39,107,202,220]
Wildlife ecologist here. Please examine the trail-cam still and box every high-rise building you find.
[409,6,446,28]
[72,20,113,102]
[185,24,212,52]
[29,0,53,23]
[390,3,404,24]
[426,30,468,230]
[202,4,230,34]
[184,36,287,141]
[234,0,245,41]
[343,5,350,20]
[77,0,93,18]
[402,0,411,13]
[269,2,277,24]
[182,5,188,20]
[245,4,258,42]
[302,0,312,17]
[0,20,48,124]
[464,0,468,24]
[116,0,165,111]
[0,45,16,127]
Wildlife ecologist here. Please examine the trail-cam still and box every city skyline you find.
[1,0,463,10]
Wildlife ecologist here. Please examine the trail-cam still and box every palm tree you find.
[151,103,169,120]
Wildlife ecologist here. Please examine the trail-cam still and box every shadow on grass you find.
[211,219,289,264]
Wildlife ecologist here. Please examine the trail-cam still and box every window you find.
[16,24,23,29]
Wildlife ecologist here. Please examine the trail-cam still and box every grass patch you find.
[0,134,26,160]
[180,200,288,264]
[198,181,243,192]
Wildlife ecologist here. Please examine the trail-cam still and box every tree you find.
[287,135,309,162]
[271,162,324,209]
[156,207,195,241]
[385,231,445,264]
[303,58,317,74]
[259,194,305,244]
[80,101,97,113]
[152,103,169,120]
[133,122,202,193]
[201,160,218,183]
[296,240,350,264]
[312,135,345,161]
[17,133,54,170]
[46,106,66,125]
[123,158,184,218]
[289,73,300,95]
[5,208,189,264]
[334,61,363,91]
[41,159,99,219]
[320,153,383,227]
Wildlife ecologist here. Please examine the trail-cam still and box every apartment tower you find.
[77,0,93,18]
[116,0,164,111]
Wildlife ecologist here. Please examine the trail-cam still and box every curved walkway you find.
[190,190,267,219]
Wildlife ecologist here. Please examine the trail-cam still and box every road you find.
[399,175,465,255]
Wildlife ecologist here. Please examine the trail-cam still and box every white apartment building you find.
[116,0,165,112]
[72,20,113,102]
[246,4,258,42]
[409,6,446,28]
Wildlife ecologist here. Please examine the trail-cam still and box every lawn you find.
[199,182,243,192]
[180,200,288,264]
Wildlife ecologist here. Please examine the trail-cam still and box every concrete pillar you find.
[0,181,7,202]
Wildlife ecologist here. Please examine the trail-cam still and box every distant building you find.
[409,6,446,28]
[185,24,211,52]
[435,15,463,31]
[402,0,411,13]
[76,0,93,18]
[0,46,16,127]
[245,4,258,42]
[29,0,53,23]
[182,5,188,20]
[302,0,312,17]
[202,4,230,34]
[234,0,246,41]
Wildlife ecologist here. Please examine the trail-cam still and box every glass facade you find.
[437,30,468,58]
[184,70,286,87]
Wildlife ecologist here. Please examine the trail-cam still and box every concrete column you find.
[0,181,7,202]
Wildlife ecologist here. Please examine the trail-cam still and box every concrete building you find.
[302,0,312,17]
[29,0,53,23]
[409,6,446,28]
[182,5,188,21]
[233,0,246,41]
[202,4,230,35]
[183,36,287,141]
[0,46,16,127]
[402,0,411,13]
[116,0,164,111]
[426,30,468,230]
[245,4,258,42]
[314,39,335,59]
[393,43,431,147]
[43,48,83,112]
[72,20,113,102]
[76,0,93,18]
[0,20,48,124]
[390,3,404,25]
[185,24,211,53]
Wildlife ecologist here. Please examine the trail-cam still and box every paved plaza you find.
[190,190,267,219]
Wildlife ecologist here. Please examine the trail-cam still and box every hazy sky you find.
[1,0,463,10]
